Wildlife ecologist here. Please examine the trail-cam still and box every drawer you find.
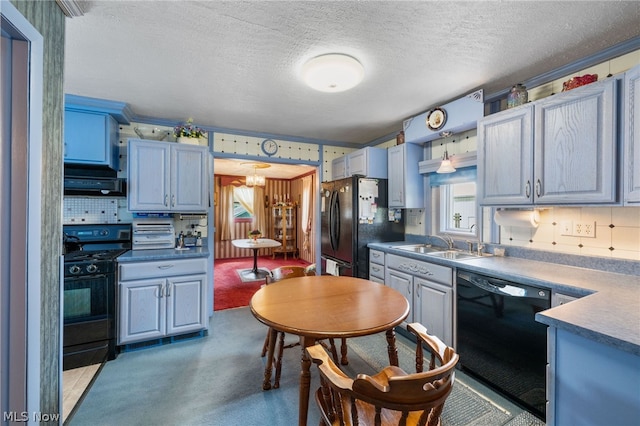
[369,262,385,280]
[369,249,385,265]
[119,258,207,281]
[386,253,452,286]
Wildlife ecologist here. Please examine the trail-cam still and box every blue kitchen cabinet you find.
[64,109,119,168]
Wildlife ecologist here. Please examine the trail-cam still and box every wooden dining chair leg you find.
[326,339,340,365]
[273,331,286,389]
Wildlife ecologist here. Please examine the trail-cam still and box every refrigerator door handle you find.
[333,191,341,251]
[329,191,338,251]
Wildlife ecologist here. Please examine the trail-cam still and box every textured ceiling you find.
[64,1,640,146]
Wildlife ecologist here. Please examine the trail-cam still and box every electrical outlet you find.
[573,221,596,238]
[560,221,573,236]
[583,221,596,238]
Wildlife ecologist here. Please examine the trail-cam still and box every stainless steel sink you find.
[391,244,442,254]
[426,250,478,260]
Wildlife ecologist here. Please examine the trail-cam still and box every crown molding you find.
[56,0,84,17]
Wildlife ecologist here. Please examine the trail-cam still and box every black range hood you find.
[64,165,126,196]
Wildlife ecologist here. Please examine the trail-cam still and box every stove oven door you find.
[63,274,115,370]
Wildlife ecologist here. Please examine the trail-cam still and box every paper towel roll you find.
[494,210,540,228]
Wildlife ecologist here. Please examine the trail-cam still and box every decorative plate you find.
[426,107,447,131]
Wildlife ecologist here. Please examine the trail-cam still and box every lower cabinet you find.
[414,278,453,347]
[369,248,386,284]
[118,257,208,345]
[385,254,453,346]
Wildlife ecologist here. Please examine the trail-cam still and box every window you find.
[430,168,479,239]
[233,186,254,221]
[440,182,477,236]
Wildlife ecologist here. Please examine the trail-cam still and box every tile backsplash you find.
[63,197,131,224]
[499,206,640,261]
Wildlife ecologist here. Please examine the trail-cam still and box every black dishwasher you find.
[456,270,550,420]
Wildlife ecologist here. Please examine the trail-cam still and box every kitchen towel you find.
[494,209,540,228]
[325,259,339,276]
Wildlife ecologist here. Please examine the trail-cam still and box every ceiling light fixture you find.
[244,163,270,187]
[436,131,456,174]
[301,54,364,93]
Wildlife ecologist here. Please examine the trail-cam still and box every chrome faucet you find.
[429,234,454,250]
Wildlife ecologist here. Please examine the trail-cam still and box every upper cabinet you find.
[63,94,133,170]
[128,139,209,212]
[388,143,424,208]
[330,147,387,180]
[624,64,640,205]
[331,156,348,180]
[479,78,619,206]
[64,109,118,169]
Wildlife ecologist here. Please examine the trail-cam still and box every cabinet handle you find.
[171,195,176,207]
[164,194,169,206]
[535,179,541,197]
[159,284,164,298]
[372,252,381,258]
[157,264,174,269]
[166,283,171,297]
[525,180,531,198]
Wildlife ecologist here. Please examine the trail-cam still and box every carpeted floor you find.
[68,307,544,426]
[214,256,310,311]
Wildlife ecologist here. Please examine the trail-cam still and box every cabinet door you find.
[388,144,423,208]
[64,110,117,167]
[385,268,413,323]
[171,144,209,212]
[624,65,640,204]
[388,145,405,207]
[414,278,453,347]
[128,139,171,211]
[331,156,347,180]
[119,278,166,344]
[348,149,367,176]
[478,105,534,205]
[166,274,207,335]
[534,78,617,204]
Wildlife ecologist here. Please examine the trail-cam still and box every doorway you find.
[1,3,44,417]
[211,158,318,310]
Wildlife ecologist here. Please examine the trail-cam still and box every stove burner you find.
[64,249,128,263]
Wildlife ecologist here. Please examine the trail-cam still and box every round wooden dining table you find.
[250,275,410,426]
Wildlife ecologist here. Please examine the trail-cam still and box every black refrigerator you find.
[321,176,404,278]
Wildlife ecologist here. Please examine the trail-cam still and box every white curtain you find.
[301,175,313,253]
[252,185,266,235]
[220,185,235,240]
[234,186,254,215]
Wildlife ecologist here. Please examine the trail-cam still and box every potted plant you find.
[248,229,262,241]
[174,118,206,145]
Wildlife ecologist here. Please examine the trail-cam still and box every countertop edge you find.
[368,241,640,356]
[117,247,210,262]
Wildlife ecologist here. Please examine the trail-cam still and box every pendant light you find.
[244,163,269,187]
[436,132,456,174]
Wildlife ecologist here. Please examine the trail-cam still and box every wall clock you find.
[426,107,447,131]
[261,139,278,156]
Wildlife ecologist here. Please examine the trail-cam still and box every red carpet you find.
[214,256,310,311]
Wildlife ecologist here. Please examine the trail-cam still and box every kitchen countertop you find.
[368,241,640,356]
[117,246,209,262]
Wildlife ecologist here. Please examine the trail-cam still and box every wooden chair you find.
[260,265,344,389]
[307,322,459,426]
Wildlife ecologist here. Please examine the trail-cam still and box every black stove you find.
[62,223,131,370]
[64,249,128,276]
